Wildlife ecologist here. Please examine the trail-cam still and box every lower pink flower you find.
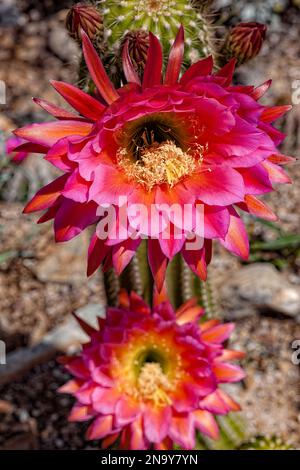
[59,292,245,450]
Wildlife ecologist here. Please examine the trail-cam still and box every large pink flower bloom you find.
[59,292,245,450]
[14,27,293,289]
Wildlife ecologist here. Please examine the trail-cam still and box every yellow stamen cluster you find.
[137,362,172,406]
[117,140,196,190]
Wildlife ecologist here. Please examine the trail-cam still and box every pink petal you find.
[169,414,195,450]
[262,160,292,184]
[87,234,110,276]
[81,30,119,104]
[250,79,272,100]
[130,415,147,450]
[86,415,113,440]
[176,304,204,325]
[143,406,171,444]
[261,105,292,123]
[219,208,249,260]
[202,323,235,344]
[165,25,184,85]
[69,404,95,422]
[90,163,134,205]
[187,168,245,206]
[129,291,151,315]
[193,410,219,440]
[51,80,105,120]
[204,206,230,240]
[182,240,208,280]
[148,238,168,292]
[238,194,277,221]
[143,32,163,89]
[268,153,296,165]
[15,121,93,147]
[213,363,246,383]
[158,225,185,259]
[62,168,90,203]
[216,389,241,412]
[115,398,140,427]
[215,58,237,86]
[54,199,98,242]
[23,174,68,213]
[112,238,141,275]
[238,164,273,195]
[33,97,82,120]
[92,387,120,414]
[180,56,213,85]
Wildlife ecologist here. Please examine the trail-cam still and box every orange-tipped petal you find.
[33,97,81,120]
[130,415,147,450]
[250,79,272,100]
[202,323,235,344]
[69,404,94,422]
[143,32,163,89]
[176,306,204,326]
[153,282,169,307]
[58,379,81,394]
[81,30,119,104]
[148,238,168,293]
[23,174,67,213]
[220,208,249,260]
[216,349,246,362]
[261,105,292,123]
[86,415,113,439]
[193,410,219,440]
[213,363,246,383]
[165,25,184,85]
[263,160,292,184]
[268,154,296,165]
[243,194,277,221]
[14,121,92,147]
[50,80,105,120]
[217,389,241,412]
[200,319,220,332]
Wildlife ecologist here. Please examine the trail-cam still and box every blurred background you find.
[0,0,300,450]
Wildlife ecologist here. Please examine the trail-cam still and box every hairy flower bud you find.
[226,22,267,65]
[66,2,103,43]
[120,30,149,80]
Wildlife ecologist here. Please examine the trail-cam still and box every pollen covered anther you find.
[137,362,172,405]
[117,140,196,189]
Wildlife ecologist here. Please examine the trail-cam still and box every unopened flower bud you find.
[66,2,103,43]
[226,22,267,65]
[120,30,150,79]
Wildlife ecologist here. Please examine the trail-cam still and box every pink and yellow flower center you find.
[118,140,196,189]
[111,330,185,407]
[116,112,200,189]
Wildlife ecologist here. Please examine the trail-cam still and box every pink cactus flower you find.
[14,27,293,290]
[59,291,245,450]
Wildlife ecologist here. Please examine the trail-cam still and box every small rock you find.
[33,233,90,284]
[48,25,79,62]
[220,263,300,319]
